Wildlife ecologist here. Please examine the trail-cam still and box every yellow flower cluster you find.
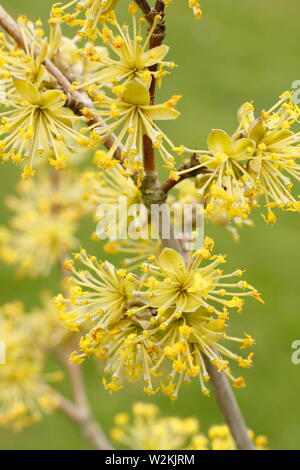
[56,237,260,399]
[0,78,88,178]
[86,79,180,178]
[0,301,62,430]
[180,94,300,223]
[0,7,185,181]
[50,0,118,39]
[77,10,174,90]
[175,178,253,242]
[0,170,86,277]
[0,17,50,98]
[60,7,181,180]
[82,164,141,213]
[110,402,267,450]
[205,424,267,451]
[29,292,70,349]
[111,402,201,450]
[187,0,203,19]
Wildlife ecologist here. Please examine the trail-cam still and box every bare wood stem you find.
[134,0,166,175]
[134,0,151,15]
[57,393,113,450]
[204,356,255,450]
[57,350,113,450]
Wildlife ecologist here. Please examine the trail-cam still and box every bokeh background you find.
[0,0,300,450]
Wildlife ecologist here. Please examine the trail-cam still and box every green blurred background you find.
[0,0,300,450]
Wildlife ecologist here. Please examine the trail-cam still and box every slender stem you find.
[138,1,174,247]
[160,153,211,193]
[57,393,113,450]
[0,6,124,160]
[143,135,156,173]
[148,1,166,104]
[57,351,113,450]
[57,252,112,450]
[135,0,166,174]
[204,356,255,450]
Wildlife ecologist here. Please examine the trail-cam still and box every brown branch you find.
[134,0,166,175]
[134,0,151,15]
[57,351,113,450]
[56,249,112,450]
[142,135,156,173]
[204,356,255,450]
[160,153,210,193]
[0,6,123,161]
[148,2,166,104]
[57,394,113,450]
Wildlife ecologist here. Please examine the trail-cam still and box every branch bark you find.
[134,0,151,15]
[135,0,166,175]
[160,153,211,193]
[204,356,255,450]
[57,394,113,450]
[57,352,113,450]
[148,1,166,104]
[137,3,183,252]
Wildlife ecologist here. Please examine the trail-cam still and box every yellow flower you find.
[176,178,254,241]
[0,170,85,277]
[0,301,60,431]
[58,249,136,332]
[246,93,300,218]
[89,79,180,176]
[143,241,259,317]
[132,240,260,398]
[51,0,119,39]
[110,402,203,450]
[180,93,300,223]
[207,424,268,450]
[110,403,267,451]
[78,10,172,90]
[0,78,88,177]
[0,18,49,99]
[196,129,255,220]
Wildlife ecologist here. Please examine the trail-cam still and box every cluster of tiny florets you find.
[0,170,86,277]
[0,300,63,430]
[56,237,260,399]
[179,94,300,224]
[110,402,267,450]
